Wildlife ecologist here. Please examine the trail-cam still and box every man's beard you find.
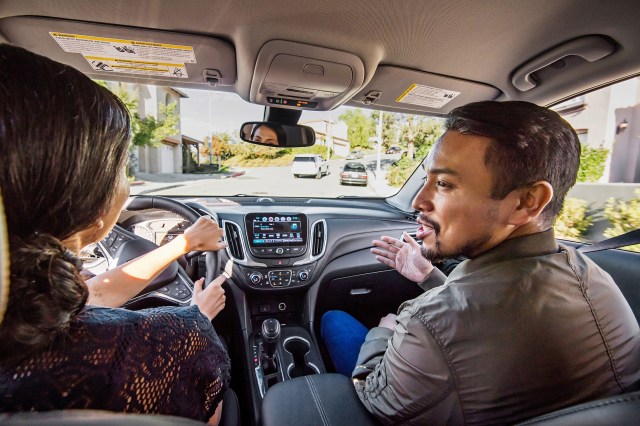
[421,231,493,263]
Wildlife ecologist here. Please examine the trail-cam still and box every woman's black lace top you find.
[0,305,230,421]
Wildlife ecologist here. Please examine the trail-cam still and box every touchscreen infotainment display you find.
[245,213,307,247]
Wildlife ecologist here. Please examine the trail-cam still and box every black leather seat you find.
[261,373,377,426]
[260,372,640,426]
[516,390,640,425]
[0,387,240,426]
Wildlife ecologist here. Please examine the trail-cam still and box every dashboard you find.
[128,218,191,246]
[98,196,424,317]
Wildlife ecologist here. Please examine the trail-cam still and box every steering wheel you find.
[113,195,221,297]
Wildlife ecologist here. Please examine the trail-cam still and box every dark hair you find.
[445,101,581,227]
[250,122,287,145]
[0,44,131,364]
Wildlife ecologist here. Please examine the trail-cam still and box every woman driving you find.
[0,44,230,424]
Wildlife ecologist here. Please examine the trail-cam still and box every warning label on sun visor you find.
[84,56,189,78]
[396,84,460,108]
[50,32,196,63]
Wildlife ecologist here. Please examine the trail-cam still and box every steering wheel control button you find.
[268,270,292,287]
[159,280,191,301]
[105,232,117,246]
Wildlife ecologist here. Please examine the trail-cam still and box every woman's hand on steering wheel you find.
[182,217,228,253]
[192,275,226,321]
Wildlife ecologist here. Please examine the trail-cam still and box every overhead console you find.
[0,16,236,88]
[250,40,365,111]
[350,65,501,116]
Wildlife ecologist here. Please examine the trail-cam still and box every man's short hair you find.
[444,101,581,226]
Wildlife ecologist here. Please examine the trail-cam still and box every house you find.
[135,86,188,174]
[300,120,350,157]
[553,77,640,183]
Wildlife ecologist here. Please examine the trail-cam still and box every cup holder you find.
[284,337,319,379]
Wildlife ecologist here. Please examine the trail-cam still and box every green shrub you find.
[602,189,640,252]
[229,144,289,160]
[386,118,442,187]
[577,144,608,183]
[386,156,420,187]
[553,197,593,241]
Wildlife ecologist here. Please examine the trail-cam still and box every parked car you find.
[385,146,402,154]
[2,1,640,425]
[339,162,368,186]
[346,150,364,159]
[290,154,329,179]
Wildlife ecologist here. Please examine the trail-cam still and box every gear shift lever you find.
[261,318,280,374]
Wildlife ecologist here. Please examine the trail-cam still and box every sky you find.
[179,88,350,141]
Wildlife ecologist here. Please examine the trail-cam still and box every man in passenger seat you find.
[321,101,640,425]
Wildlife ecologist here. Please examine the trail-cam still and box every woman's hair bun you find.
[0,233,88,364]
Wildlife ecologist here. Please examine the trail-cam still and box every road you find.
[138,154,401,198]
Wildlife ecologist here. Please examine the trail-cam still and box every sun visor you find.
[350,66,501,116]
[250,40,365,111]
[0,16,236,88]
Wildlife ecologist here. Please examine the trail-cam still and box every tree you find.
[95,81,181,176]
[371,111,400,149]
[95,80,180,167]
[397,114,443,160]
[338,109,374,149]
[386,116,444,187]
[131,102,179,148]
[200,131,233,163]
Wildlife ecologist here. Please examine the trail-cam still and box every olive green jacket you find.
[352,230,640,425]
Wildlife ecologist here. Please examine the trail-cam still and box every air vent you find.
[224,222,244,260]
[253,198,311,204]
[311,220,326,257]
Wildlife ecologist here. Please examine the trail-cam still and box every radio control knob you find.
[275,247,284,255]
[298,269,309,281]
[249,272,263,285]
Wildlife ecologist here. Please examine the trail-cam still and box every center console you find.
[222,212,327,411]
[251,319,324,398]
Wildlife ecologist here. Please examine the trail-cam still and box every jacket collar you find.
[447,229,560,280]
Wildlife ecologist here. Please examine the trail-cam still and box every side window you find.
[551,77,640,253]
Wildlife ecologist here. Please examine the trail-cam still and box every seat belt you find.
[578,229,640,253]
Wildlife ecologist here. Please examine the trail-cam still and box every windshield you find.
[344,163,366,172]
[102,83,444,198]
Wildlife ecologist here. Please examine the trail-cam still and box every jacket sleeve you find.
[351,303,461,425]
[417,268,446,292]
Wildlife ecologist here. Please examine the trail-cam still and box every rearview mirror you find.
[240,122,316,147]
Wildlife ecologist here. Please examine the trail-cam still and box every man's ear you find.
[507,181,553,226]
